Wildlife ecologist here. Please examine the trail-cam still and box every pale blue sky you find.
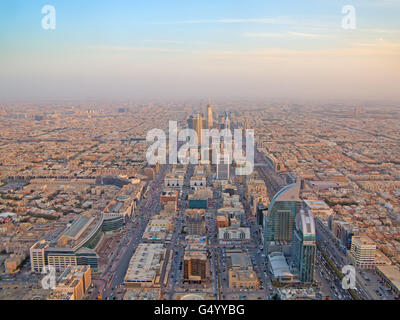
[1,0,399,101]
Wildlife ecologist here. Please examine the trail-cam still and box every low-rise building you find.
[124,243,166,288]
[376,265,400,296]
[268,251,295,284]
[164,173,184,190]
[218,227,250,243]
[226,250,259,289]
[190,175,207,190]
[48,265,91,300]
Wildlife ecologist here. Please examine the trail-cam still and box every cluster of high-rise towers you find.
[187,101,232,180]
[187,103,316,283]
[187,101,232,144]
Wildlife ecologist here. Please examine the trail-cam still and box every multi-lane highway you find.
[316,221,395,300]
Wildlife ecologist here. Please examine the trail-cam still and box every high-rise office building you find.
[217,153,230,181]
[188,113,206,144]
[224,111,230,130]
[256,202,268,227]
[207,101,213,128]
[187,115,195,130]
[291,208,316,283]
[264,182,301,244]
[184,251,208,283]
[185,209,205,235]
[30,240,48,272]
[354,107,360,119]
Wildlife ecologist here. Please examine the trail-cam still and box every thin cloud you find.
[151,17,294,25]
[243,32,286,38]
[243,31,321,38]
[366,28,400,34]
[144,40,208,45]
[288,32,320,38]
[88,45,184,53]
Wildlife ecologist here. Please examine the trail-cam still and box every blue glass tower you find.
[264,182,301,243]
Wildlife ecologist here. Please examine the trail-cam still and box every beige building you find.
[349,236,377,269]
[164,173,184,189]
[5,254,25,274]
[229,269,259,289]
[226,250,259,289]
[185,209,205,235]
[124,243,166,288]
[48,265,92,300]
[376,265,400,296]
[30,240,48,272]
[47,254,78,272]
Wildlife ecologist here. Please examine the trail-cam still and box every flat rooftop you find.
[227,251,252,270]
[124,244,166,285]
[377,265,400,291]
[64,216,92,239]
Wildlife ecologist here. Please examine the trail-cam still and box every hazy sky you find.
[1,0,400,102]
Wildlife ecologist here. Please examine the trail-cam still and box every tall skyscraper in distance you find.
[207,100,213,129]
[291,207,316,283]
[354,107,360,119]
[187,113,206,144]
[224,111,230,130]
[196,113,207,144]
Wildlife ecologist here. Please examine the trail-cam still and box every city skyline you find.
[1,1,400,305]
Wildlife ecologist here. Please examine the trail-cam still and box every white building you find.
[348,236,376,269]
[268,251,295,284]
[190,175,207,190]
[164,173,184,189]
[124,243,166,287]
[218,227,250,243]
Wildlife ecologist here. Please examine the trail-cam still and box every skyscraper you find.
[217,153,230,181]
[244,118,248,131]
[224,111,230,130]
[187,115,194,130]
[264,181,301,244]
[207,100,213,129]
[291,207,316,283]
[354,107,360,119]
[187,113,206,144]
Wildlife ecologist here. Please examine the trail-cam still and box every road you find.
[89,164,168,300]
[316,220,395,300]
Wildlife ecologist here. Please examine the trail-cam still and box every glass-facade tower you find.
[264,182,301,244]
[291,207,316,283]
